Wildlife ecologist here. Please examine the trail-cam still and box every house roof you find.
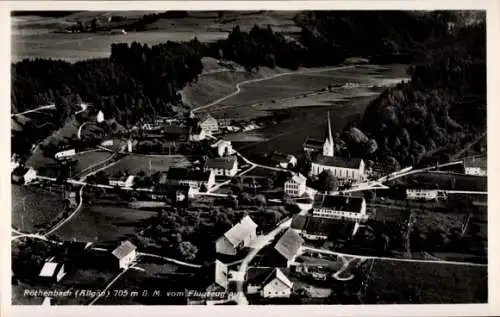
[200,114,217,124]
[313,155,363,169]
[39,262,62,277]
[303,138,325,149]
[112,241,137,260]
[262,268,293,289]
[205,156,237,170]
[167,168,212,182]
[224,215,258,247]
[294,215,357,237]
[274,228,304,261]
[211,139,231,148]
[286,173,307,185]
[312,194,364,213]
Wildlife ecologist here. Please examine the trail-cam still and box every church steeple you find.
[323,111,334,157]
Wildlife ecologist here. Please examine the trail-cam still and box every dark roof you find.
[247,267,274,286]
[303,138,324,149]
[313,155,363,169]
[163,126,189,135]
[312,194,364,213]
[167,168,211,182]
[274,228,304,261]
[12,166,28,176]
[291,215,308,230]
[205,156,237,170]
[403,172,487,192]
[269,152,294,163]
[295,215,357,237]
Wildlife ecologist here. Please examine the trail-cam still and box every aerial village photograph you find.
[9,7,489,308]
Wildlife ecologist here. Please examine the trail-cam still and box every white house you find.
[312,195,368,222]
[97,110,105,123]
[284,173,307,197]
[211,140,235,157]
[199,114,219,134]
[109,175,135,188]
[166,168,216,191]
[54,149,76,160]
[247,268,293,298]
[23,167,38,185]
[465,167,487,176]
[204,156,238,177]
[216,216,258,256]
[112,240,137,270]
[39,261,66,282]
[101,139,114,147]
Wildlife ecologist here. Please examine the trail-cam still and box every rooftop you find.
[313,155,363,169]
[39,262,61,277]
[205,156,238,170]
[292,215,357,237]
[112,240,137,260]
[303,138,325,149]
[286,173,307,184]
[167,168,212,182]
[274,228,304,261]
[312,194,365,212]
[262,268,293,289]
[223,215,258,247]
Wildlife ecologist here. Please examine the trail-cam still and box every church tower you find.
[323,111,334,157]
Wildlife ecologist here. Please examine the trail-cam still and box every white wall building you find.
[112,240,137,270]
[97,110,105,123]
[23,168,38,185]
[284,173,307,197]
[54,149,76,160]
[39,262,66,282]
[109,175,135,188]
[204,156,238,177]
[211,140,235,157]
[216,216,257,256]
[465,167,487,176]
[406,188,446,201]
[312,195,368,222]
[247,268,293,298]
[199,114,219,135]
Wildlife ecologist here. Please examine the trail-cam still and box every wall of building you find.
[216,237,236,255]
[261,279,291,298]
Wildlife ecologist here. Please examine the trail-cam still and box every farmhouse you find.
[406,188,444,200]
[109,175,135,188]
[269,152,297,169]
[247,268,293,298]
[64,191,78,208]
[216,215,258,256]
[39,261,66,283]
[187,260,229,305]
[198,114,219,134]
[204,156,238,177]
[464,157,487,176]
[97,110,105,123]
[54,149,76,160]
[284,173,307,197]
[211,139,235,157]
[291,215,358,240]
[11,166,37,185]
[274,228,304,267]
[112,240,137,270]
[166,168,215,191]
[312,195,368,222]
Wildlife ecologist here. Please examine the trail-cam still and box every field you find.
[11,184,66,233]
[103,154,193,176]
[365,260,487,303]
[73,150,114,175]
[12,11,297,62]
[398,172,487,192]
[52,204,156,243]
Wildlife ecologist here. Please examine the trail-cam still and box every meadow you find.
[103,154,194,176]
[72,150,115,175]
[52,203,156,243]
[11,184,66,233]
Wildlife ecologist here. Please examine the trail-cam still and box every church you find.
[304,112,366,182]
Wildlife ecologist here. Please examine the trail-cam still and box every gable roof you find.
[286,173,307,185]
[313,155,363,169]
[303,138,325,149]
[112,240,137,260]
[205,156,237,170]
[274,228,304,261]
[224,215,258,247]
[262,268,293,289]
[200,114,217,124]
[312,194,364,213]
[167,168,212,182]
[39,262,62,277]
[294,215,357,238]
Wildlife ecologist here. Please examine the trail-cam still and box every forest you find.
[12,11,485,168]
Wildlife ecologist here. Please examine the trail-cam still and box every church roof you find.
[313,155,363,169]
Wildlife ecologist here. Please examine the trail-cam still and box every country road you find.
[11,104,55,117]
[192,65,355,112]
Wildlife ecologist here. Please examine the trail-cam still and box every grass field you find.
[52,204,156,243]
[365,260,487,303]
[73,150,114,175]
[12,184,66,233]
[103,154,193,176]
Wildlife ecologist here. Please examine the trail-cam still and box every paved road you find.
[11,104,55,117]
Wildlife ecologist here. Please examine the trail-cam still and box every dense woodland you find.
[12,11,486,168]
